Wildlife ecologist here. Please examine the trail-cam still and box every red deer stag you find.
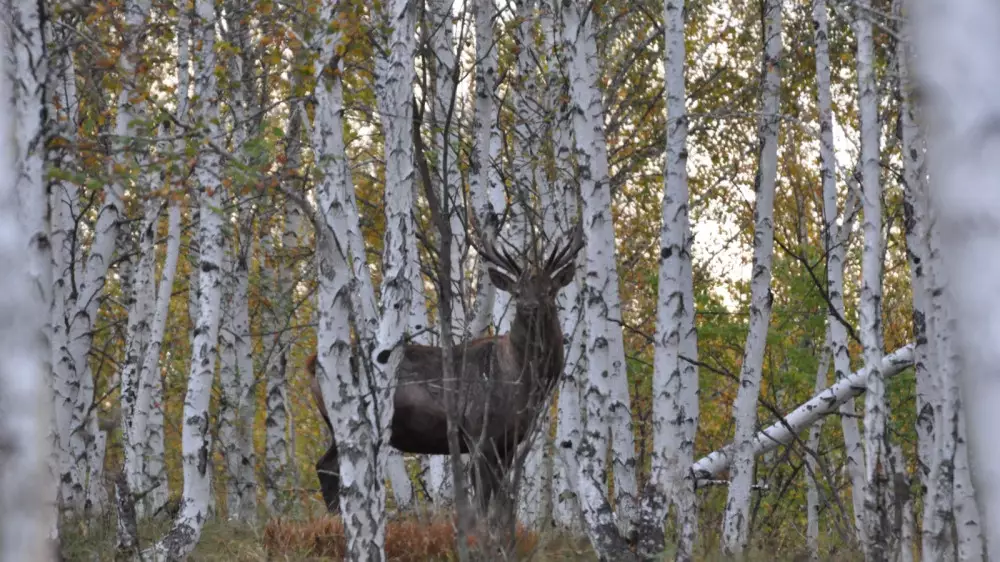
[307,224,584,516]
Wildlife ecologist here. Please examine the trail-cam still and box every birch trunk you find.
[265,104,301,512]
[691,345,915,478]
[121,199,160,517]
[721,0,781,553]
[562,0,638,536]
[467,0,504,339]
[1,15,56,559]
[807,334,832,561]
[218,245,256,522]
[547,3,584,529]
[641,0,699,557]
[552,264,586,531]
[146,0,225,555]
[854,3,890,558]
[219,6,259,521]
[131,203,181,518]
[429,0,468,338]
[510,0,553,526]
[953,404,985,561]
[47,26,80,521]
[309,0,415,554]
[896,13,934,506]
[51,0,144,512]
[814,0,868,543]
[911,0,1000,551]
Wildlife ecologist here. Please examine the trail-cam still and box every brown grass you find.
[262,514,541,560]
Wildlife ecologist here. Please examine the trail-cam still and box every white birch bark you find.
[309,0,415,554]
[911,2,1000,554]
[562,0,638,536]
[547,2,585,529]
[420,0,467,506]
[896,16,934,505]
[814,0,868,542]
[131,203,181,519]
[467,0,505,339]
[368,1,417,542]
[807,333,832,561]
[853,3,889,558]
[641,0,699,557]
[0,15,56,559]
[140,15,191,518]
[146,0,225,555]
[121,199,160,516]
[265,107,299,512]
[552,264,586,531]
[953,404,985,561]
[226,12,259,522]
[218,245,257,522]
[47,25,79,522]
[53,19,130,511]
[429,0,468,338]
[721,0,781,553]
[510,0,552,526]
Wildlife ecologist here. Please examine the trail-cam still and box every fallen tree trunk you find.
[690,344,915,480]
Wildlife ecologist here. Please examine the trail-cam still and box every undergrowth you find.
[59,508,859,561]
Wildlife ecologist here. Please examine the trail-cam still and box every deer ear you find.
[488,267,516,292]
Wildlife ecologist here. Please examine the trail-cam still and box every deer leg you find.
[315,438,340,513]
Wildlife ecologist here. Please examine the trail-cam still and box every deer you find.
[307,223,584,517]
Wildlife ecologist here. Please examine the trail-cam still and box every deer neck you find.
[509,302,564,390]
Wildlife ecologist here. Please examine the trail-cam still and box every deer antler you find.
[544,222,584,274]
[469,211,522,276]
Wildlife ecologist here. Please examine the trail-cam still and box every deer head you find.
[474,222,585,310]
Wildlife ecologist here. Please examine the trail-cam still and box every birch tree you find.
[814,0,868,543]
[1,6,56,558]
[642,0,699,558]
[721,0,781,553]
[307,0,417,555]
[467,0,505,340]
[910,0,1000,554]
[48,0,146,511]
[217,3,259,520]
[130,200,182,519]
[561,0,638,536]
[120,193,162,518]
[807,334,832,561]
[146,0,226,555]
[264,101,302,513]
[852,3,891,558]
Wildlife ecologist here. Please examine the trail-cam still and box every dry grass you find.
[262,514,543,560]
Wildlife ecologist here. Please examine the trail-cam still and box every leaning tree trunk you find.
[561,0,639,539]
[721,0,781,554]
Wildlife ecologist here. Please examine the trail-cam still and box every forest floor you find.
[60,510,598,561]
[60,508,862,561]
